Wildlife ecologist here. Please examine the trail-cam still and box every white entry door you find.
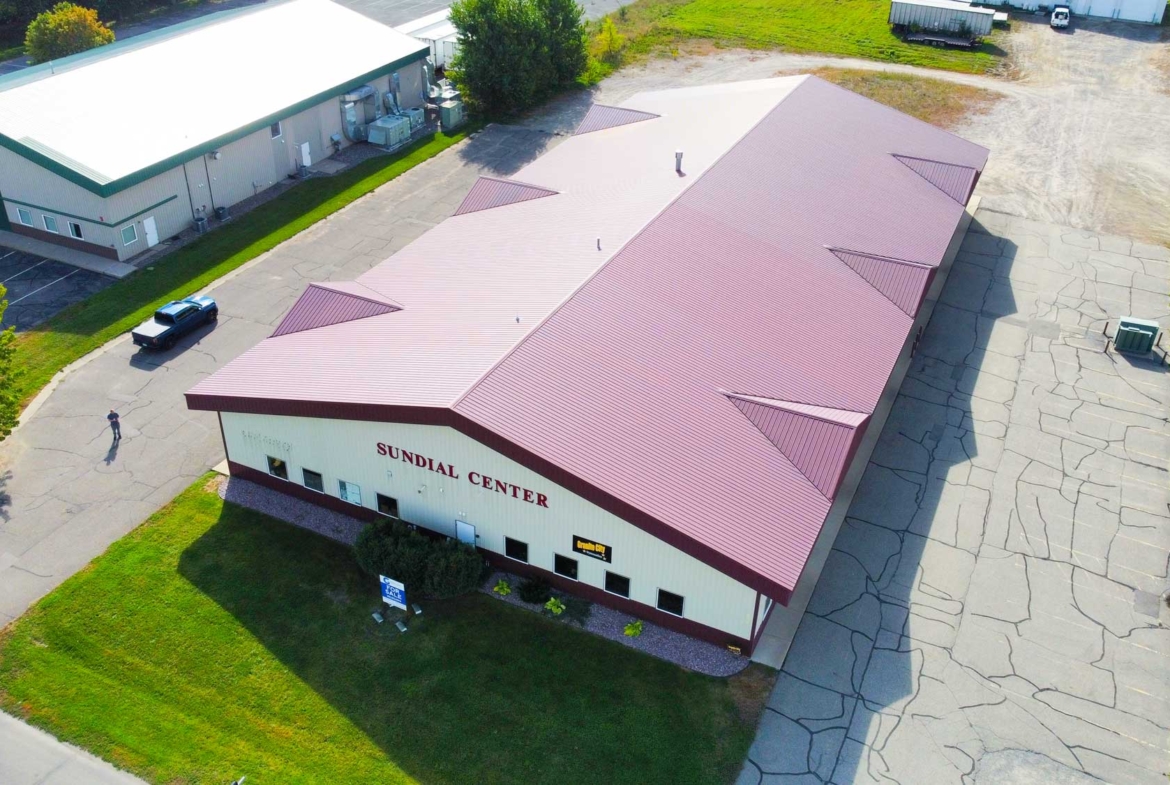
[299,142,312,167]
[142,216,159,247]
[455,520,476,546]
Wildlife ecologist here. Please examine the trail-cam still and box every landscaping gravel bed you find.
[216,476,365,545]
[481,571,749,678]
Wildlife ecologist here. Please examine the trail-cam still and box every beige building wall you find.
[220,411,760,642]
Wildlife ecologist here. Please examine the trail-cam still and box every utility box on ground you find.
[1113,316,1160,354]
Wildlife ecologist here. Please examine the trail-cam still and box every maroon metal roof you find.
[893,154,978,204]
[726,394,869,498]
[272,282,401,337]
[828,247,936,316]
[454,176,559,216]
[189,76,988,601]
[573,104,660,135]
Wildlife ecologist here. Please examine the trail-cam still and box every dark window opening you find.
[657,589,684,617]
[302,468,323,492]
[377,493,399,518]
[554,554,578,581]
[266,456,288,480]
[504,537,528,563]
[605,572,630,598]
[270,121,282,138]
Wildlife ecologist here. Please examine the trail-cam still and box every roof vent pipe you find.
[675,150,683,172]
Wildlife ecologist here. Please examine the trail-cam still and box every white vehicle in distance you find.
[1050,4,1071,27]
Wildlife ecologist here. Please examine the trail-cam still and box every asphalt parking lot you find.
[0,250,113,332]
[0,249,113,332]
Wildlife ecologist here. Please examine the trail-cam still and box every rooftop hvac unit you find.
[368,114,412,148]
[1113,316,1160,354]
[404,106,426,130]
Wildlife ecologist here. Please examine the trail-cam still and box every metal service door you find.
[299,142,312,168]
[143,216,159,247]
[455,520,476,546]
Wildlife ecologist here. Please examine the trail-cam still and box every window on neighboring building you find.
[270,121,282,138]
[657,589,685,617]
[504,537,528,563]
[554,554,578,581]
[16,208,32,226]
[302,468,324,492]
[42,215,58,234]
[121,225,138,246]
[266,456,288,480]
[605,571,630,598]
[376,493,399,518]
[338,480,362,505]
[68,222,83,239]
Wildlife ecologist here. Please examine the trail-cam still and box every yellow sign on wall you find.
[573,535,612,563]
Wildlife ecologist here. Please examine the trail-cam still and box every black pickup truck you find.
[131,295,218,350]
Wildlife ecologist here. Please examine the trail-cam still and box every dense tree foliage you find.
[25,2,113,63]
[0,285,22,439]
[354,519,484,600]
[449,0,587,114]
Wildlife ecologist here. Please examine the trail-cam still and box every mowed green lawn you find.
[612,0,1005,74]
[0,479,769,784]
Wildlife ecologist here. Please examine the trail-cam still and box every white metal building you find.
[1002,0,1164,22]
[0,0,429,261]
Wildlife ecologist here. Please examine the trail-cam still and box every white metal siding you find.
[221,412,759,640]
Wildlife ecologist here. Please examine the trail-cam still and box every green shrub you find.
[563,596,592,626]
[493,578,512,596]
[353,520,431,595]
[544,597,566,616]
[517,576,552,604]
[25,2,113,64]
[624,620,643,637]
[423,538,484,599]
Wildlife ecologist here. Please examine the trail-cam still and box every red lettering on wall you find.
[536,493,548,508]
[469,471,481,485]
[377,443,387,456]
[523,489,534,503]
[402,450,414,464]
[376,443,547,509]
[495,479,508,493]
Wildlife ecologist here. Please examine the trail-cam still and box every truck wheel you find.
[163,335,176,350]
[206,309,218,323]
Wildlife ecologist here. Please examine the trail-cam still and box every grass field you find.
[11,126,477,411]
[604,0,1007,74]
[794,67,1003,128]
[0,478,771,784]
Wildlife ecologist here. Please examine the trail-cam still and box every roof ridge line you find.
[823,245,933,269]
[312,281,403,310]
[825,247,925,317]
[891,152,977,171]
[474,174,559,194]
[720,390,869,428]
[452,75,814,410]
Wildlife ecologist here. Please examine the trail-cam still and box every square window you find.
[376,493,399,518]
[302,468,324,492]
[68,221,83,239]
[270,121,282,138]
[657,589,685,617]
[43,215,58,234]
[504,537,528,563]
[266,456,288,480]
[554,554,578,581]
[605,571,630,598]
[17,208,32,226]
[121,225,138,246]
[339,479,362,505]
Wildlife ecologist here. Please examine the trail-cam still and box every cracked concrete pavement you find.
[738,213,1170,784]
[0,126,554,626]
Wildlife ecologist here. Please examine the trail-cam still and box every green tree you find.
[25,2,114,64]
[0,285,22,439]
[592,16,626,66]
[449,0,586,114]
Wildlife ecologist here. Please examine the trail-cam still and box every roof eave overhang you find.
[0,46,429,200]
[186,391,798,604]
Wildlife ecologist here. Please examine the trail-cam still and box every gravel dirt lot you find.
[526,15,1170,246]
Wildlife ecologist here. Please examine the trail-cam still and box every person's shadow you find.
[104,435,120,465]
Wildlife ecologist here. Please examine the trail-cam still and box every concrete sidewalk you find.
[0,712,145,784]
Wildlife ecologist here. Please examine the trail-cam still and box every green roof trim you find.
[2,194,179,227]
[0,49,428,199]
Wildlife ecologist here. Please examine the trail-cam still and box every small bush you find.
[563,596,592,626]
[423,538,484,599]
[493,578,512,596]
[624,620,643,637]
[544,597,566,616]
[517,576,552,604]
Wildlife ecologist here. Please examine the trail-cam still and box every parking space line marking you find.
[2,259,49,283]
[0,251,14,261]
[10,270,78,306]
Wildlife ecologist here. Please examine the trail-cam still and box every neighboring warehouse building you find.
[0,0,428,261]
[187,77,988,658]
[1006,0,1164,22]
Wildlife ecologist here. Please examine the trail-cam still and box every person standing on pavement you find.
[107,409,121,440]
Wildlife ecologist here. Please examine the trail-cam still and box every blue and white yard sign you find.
[379,575,407,611]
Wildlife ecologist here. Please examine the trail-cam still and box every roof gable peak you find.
[826,246,935,317]
[272,281,402,338]
[454,176,559,216]
[892,153,978,205]
[574,103,661,135]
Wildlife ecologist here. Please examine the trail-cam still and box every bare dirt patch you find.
[728,663,777,724]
